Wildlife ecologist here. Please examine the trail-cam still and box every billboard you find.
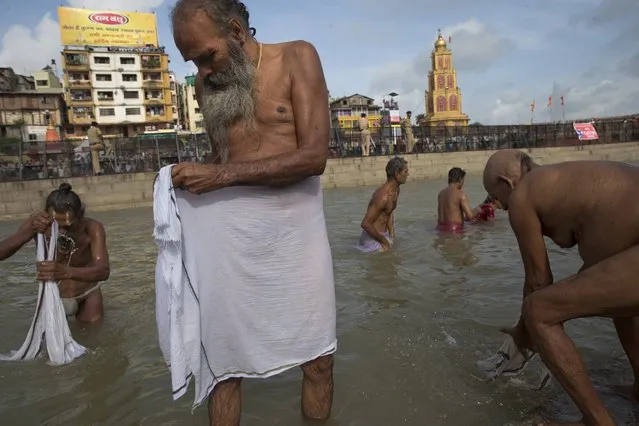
[573,122,599,141]
[58,7,158,47]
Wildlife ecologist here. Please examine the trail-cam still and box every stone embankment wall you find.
[1,142,637,219]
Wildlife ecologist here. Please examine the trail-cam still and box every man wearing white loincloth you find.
[169,0,336,424]
[0,183,110,322]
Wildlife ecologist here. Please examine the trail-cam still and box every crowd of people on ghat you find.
[0,1,638,425]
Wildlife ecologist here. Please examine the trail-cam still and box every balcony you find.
[69,114,95,125]
[64,54,89,70]
[67,79,91,88]
[68,97,93,107]
[140,55,162,70]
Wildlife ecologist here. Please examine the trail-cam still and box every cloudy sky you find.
[0,0,637,124]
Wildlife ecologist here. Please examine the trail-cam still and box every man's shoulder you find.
[281,40,320,63]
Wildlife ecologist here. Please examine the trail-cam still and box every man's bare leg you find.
[300,354,334,420]
[613,317,639,398]
[208,378,242,426]
[522,245,639,426]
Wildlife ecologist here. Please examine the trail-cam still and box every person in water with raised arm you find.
[0,183,110,322]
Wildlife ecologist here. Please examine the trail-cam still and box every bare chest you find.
[227,75,297,161]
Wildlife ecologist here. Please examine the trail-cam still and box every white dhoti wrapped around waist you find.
[154,167,337,408]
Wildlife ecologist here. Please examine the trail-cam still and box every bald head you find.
[483,149,536,209]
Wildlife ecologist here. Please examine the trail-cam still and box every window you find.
[97,91,114,101]
[120,57,135,65]
[146,106,164,116]
[171,94,176,104]
[36,80,48,86]
[99,108,115,116]
[70,90,91,100]
[170,82,175,90]
[123,91,139,99]
[141,55,161,68]
[69,72,89,82]
[96,73,112,81]
[447,75,454,89]
[449,95,458,111]
[195,121,203,128]
[194,108,200,114]
[65,53,87,66]
[28,134,38,141]
[94,56,110,64]
[172,107,176,113]
[437,75,445,89]
[122,73,137,82]
[125,108,141,115]
[436,96,447,112]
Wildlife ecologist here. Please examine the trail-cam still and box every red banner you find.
[573,122,599,141]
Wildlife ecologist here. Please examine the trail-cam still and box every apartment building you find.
[62,46,174,137]
[0,67,65,142]
[181,75,204,132]
[168,72,181,128]
[329,94,382,129]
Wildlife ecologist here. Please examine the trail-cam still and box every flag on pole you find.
[449,35,452,44]
[547,96,552,107]
[560,96,564,106]
[530,100,535,112]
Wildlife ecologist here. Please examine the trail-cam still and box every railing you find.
[327,121,639,157]
[0,120,636,182]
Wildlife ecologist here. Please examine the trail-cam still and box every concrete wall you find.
[1,141,638,220]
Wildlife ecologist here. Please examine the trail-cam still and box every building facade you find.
[61,46,174,137]
[181,75,204,132]
[329,94,382,130]
[169,72,180,128]
[0,67,65,142]
[421,31,469,127]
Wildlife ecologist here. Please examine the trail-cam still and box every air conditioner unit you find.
[117,68,123,72]
[120,86,125,90]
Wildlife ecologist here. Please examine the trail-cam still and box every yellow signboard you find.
[58,7,158,47]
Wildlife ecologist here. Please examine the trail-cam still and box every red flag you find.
[560,96,564,106]
[530,100,535,112]
[547,96,552,107]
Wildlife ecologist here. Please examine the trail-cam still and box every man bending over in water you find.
[169,0,336,423]
[483,149,639,426]
[436,167,475,232]
[0,183,109,322]
[357,156,409,252]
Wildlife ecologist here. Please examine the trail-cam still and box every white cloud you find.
[0,14,60,75]
[0,1,165,76]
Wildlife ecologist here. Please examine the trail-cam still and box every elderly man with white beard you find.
[166,1,336,425]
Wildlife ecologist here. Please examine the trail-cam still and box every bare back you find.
[196,41,314,164]
[513,161,639,269]
[437,186,471,225]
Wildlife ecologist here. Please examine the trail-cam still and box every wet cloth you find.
[354,230,392,253]
[436,221,464,233]
[476,335,552,390]
[61,283,102,316]
[475,204,495,221]
[153,165,337,409]
[0,221,86,365]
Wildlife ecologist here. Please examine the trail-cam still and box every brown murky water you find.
[0,176,637,425]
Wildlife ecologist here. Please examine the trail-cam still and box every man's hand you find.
[36,261,71,282]
[171,163,230,194]
[500,320,536,353]
[20,212,52,236]
[379,238,392,252]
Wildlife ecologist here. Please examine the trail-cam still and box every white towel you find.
[476,335,552,390]
[0,221,86,365]
[153,165,337,409]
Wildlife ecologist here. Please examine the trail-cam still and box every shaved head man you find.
[483,149,639,426]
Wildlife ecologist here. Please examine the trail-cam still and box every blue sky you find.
[1,0,637,124]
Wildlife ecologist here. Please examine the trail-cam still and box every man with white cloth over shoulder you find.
[157,1,337,424]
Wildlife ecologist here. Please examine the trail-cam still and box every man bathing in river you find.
[357,157,409,253]
[436,167,475,232]
[483,149,639,426]
[169,0,335,424]
[0,183,110,322]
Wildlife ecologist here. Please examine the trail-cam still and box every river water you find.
[0,176,637,425]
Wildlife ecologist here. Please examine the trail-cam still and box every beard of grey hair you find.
[200,38,257,164]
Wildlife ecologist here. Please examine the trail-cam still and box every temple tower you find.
[421,30,469,127]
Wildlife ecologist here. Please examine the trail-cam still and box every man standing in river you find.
[168,0,336,424]
[356,157,409,252]
[436,167,475,232]
[483,149,639,426]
